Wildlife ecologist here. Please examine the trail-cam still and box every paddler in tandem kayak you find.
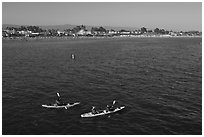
[106,100,116,111]
[91,106,98,114]
[55,92,65,106]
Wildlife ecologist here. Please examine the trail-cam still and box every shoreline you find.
[2,35,202,41]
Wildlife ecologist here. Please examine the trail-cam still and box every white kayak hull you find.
[81,106,125,118]
[42,102,80,108]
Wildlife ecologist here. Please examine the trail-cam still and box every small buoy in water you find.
[71,54,75,59]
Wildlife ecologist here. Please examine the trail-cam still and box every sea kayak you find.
[42,102,80,109]
[81,106,125,118]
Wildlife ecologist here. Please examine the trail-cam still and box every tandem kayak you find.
[81,106,125,118]
[42,102,80,109]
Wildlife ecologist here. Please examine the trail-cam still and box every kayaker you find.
[55,97,62,106]
[55,92,63,106]
[106,100,116,111]
[106,105,113,111]
[91,106,97,114]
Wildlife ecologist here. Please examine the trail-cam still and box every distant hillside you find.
[3,24,138,31]
[40,24,138,31]
[2,24,21,29]
[39,24,76,31]
[103,26,139,31]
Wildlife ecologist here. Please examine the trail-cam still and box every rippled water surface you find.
[2,37,202,135]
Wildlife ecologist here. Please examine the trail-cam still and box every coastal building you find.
[57,30,65,36]
[17,30,29,35]
[119,30,131,36]
[4,29,17,35]
[64,29,73,36]
[108,30,117,34]
[2,31,9,37]
[76,29,91,36]
[169,31,177,36]
[133,30,142,35]
[28,32,40,37]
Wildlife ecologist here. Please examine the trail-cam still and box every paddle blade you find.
[113,100,116,105]
[57,92,60,97]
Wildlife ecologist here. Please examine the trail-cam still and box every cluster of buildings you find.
[2,25,202,38]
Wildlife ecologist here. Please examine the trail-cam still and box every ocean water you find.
[2,37,202,135]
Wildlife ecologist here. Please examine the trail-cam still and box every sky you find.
[2,2,202,31]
